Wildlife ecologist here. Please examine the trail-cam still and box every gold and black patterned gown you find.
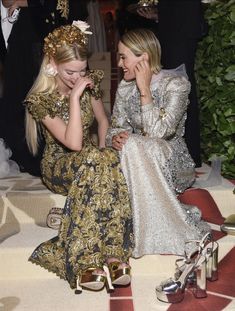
[26,70,134,289]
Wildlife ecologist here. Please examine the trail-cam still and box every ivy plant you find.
[195,0,235,178]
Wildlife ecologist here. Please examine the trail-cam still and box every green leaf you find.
[230,8,235,22]
[224,71,235,81]
[196,0,235,177]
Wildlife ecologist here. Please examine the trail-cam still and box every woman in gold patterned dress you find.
[25,21,133,293]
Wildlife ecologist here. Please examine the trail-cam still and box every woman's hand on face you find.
[112,131,129,151]
[134,60,152,95]
[70,76,94,102]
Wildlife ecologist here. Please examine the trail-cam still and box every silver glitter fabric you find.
[106,70,210,257]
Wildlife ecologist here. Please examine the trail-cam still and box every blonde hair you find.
[25,42,88,155]
[120,28,161,73]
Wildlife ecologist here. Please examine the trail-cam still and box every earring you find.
[43,64,57,77]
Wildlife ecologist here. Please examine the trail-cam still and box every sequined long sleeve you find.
[106,86,133,146]
[141,75,191,139]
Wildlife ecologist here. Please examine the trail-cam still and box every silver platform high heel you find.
[156,255,207,303]
[175,233,219,284]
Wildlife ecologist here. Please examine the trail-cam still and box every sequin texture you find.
[106,70,210,257]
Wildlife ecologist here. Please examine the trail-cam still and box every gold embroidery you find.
[56,0,69,19]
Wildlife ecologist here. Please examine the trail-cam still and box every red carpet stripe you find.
[167,291,232,311]
[110,285,134,311]
[178,188,225,225]
[110,285,132,297]
[212,230,227,241]
[110,299,134,311]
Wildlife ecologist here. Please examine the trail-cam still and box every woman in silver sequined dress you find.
[106,28,210,258]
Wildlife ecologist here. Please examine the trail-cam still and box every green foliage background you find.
[195,0,235,178]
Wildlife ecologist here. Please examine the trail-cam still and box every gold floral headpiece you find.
[43,20,92,57]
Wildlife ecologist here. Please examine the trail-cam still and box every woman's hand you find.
[112,131,129,151]
[70,76,94,102]
[134,60,153,104]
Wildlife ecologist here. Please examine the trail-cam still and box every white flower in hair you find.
[72,20,92,35]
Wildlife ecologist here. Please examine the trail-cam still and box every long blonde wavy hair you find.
[25,43,88,155]
[120,28,162,73]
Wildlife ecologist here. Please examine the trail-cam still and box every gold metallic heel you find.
[107,260,131,286]
[75,268,107,294]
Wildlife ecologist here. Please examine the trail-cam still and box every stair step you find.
[0,173,65,227]
[0,222,179,280]
[1,165,234,227]
[0,224,56,280]
[194,165,235,217]
[0,279,111,311]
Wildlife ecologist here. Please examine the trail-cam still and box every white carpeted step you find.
[0,277,174,311]
[0,165,234,282]
[1,235,235,311]
[0,203,234,311]
[2,218,233,281]
[1,165,234,228]
[0,278,111,311]
[0,222,180,280]
[0,173,65,226]
[0,223,57,280]
[194,164,235,217]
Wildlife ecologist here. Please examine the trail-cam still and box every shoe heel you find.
[206,243,219,281]
[193,258,207,298]
[186,271,196,288]
[103,265,114,292]
[75,279,83,294]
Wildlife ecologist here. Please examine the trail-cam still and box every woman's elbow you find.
[71,146,82,152]
[67,141,83,152]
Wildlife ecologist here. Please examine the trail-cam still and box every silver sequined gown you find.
[106,70,210,258]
